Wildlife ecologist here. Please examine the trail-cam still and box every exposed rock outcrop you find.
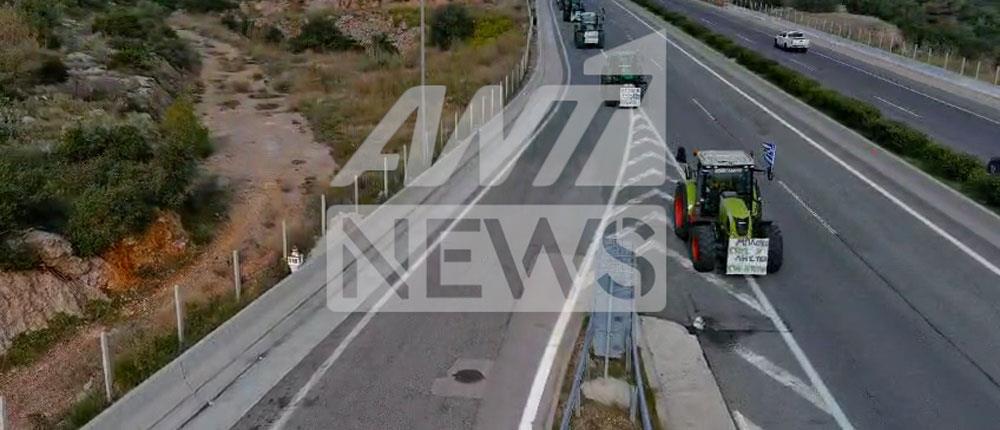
[0,231,108,355]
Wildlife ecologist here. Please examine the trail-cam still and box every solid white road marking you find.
[628,150,668,166]
[624,168,666,187]
[615,0,1000,281]
[613,3,860,429]
[650,57,665,70]
[810,51,1000,126]
[734,344,831,415]
[660,245,766,316]
[626,188,673,206]
[874,96,922,118]
[733,410,765,430]
[777,180,838,235]
[691,98,717,121]
[273,1,576,427]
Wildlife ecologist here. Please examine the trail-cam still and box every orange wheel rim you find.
[691,235,700,261]
[674,198,683,228]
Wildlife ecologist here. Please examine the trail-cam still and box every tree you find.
[430,4,474,50]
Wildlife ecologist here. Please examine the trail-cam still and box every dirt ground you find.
[0,21,337,428]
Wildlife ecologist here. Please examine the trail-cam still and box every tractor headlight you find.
[735,218,749,236]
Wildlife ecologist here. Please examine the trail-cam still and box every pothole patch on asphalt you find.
[431,358,493,399]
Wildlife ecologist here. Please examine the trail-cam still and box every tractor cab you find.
[691,150,758,218]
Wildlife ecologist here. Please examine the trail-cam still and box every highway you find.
[98,0,1000,429]
[649,0,1000,160]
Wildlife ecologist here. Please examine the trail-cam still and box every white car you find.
[775,30,810,52]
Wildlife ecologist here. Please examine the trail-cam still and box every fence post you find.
[944,51,950,70]
[174,285,184,347]
[975,61,982,80]
[847,26,852,40]
[491,87,496,119]
[927,47,932,63]
[912,44,918,59]
[321,193,327,234]
[868,30,872,45]
[995,65,999,85]
[879,32,884,49]
[233,250,241,301]
[353,175,359,213]
[382,157,389,197]
[281,219,288,261]
[1,395,6,430]
[100,331,113,403]
[961,57,967,75]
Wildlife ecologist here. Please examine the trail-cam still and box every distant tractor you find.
[562,0,583,22]
[573,10,605,48]
[601,51,649,108]
[673,148,783,275]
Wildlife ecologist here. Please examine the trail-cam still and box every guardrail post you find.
[174,285,184,347]
[912,44,918,59]
[975,61,982,80]
[321,193,327,234]
[233,250,242,301]
[944,51,950,70]
[382,157,389,197]
[100,331,113,403]
[960,57,967,76]
[1,395,7,430]
[282,219,289,261]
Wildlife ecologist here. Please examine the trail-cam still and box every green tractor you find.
[562,0,583,22]
[601,51,649,108]
[573,10,605,48]
[672,148,783,275]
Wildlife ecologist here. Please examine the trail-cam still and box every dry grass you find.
[231,80,252,93]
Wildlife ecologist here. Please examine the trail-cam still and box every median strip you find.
[631,0,1000,212]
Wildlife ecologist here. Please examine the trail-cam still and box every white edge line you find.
[614,0,1000,280]
[691,97,717,121]
[732,409,764,430]
[270,3,574,426]
[734,344,831,414]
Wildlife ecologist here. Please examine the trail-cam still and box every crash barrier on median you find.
[630,0,1000,211]
[559,238,654,429]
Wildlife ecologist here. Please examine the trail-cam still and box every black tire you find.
[763,223,783,273]
[690,225,717,273]
[774,39,779,48]
[801,48,808,54]
[574,36,582,48]
[673,182,689,239]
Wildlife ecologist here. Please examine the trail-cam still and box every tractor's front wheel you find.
[690,225,716,273]
[763,223,783,273]
[673,182,689,239]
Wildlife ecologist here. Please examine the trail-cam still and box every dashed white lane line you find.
[615,0,1000,281]
[777,180,837,235]
[650,57,664,70]
[734,344,831,415]
[733,409,765,430]
[874,95,922,118]
[613,3,861,429]
[788,58,817,72]
[736,34,756,44]
[810,50,1000,126]
[701,17,714,25]
[691,98,717,121]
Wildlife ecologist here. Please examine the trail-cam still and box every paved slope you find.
[650,0,1000,160]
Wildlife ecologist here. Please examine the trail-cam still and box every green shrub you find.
[472,13,514,46]
[967,173,1000,207]
[58,121,153,162]
[388,6,420,28]
[289,15,357,53]
[161,98,212,158]
[93,8,150,39]
[264,25,284,44]
[0,238,41,271]
[109,41,155,70]
[66,180,158,256]
[430,4,474,50]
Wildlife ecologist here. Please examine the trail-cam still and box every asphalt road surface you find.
[650,0,1000,160]
[222,0,1000,429]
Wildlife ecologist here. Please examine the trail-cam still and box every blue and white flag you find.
[761,142,776,169]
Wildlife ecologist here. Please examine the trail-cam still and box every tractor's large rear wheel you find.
[673,182,689,239]
[763,223,783,273]
[690,225,716,273]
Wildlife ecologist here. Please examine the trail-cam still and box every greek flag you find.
[761,142,776,169]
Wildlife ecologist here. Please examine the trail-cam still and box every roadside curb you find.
[639,316,736,430]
